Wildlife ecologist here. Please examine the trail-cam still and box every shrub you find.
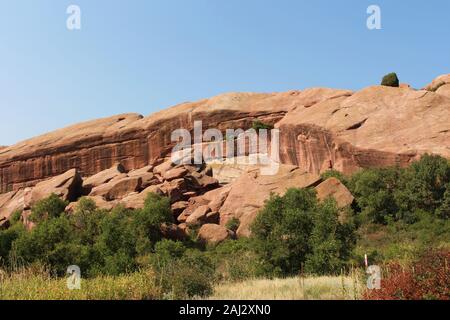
[251,189,315,276]
[93,205,138,275]
[321,170,349,187]
[251,120,274,132]
[133,193,173,254]
[29,194,68,223]
[251,188,356,277]
[395,154,450,220]
[381,72,399,87]
[0,224,25,264]
[209,238,260,281]
[9,210,23,225]
[436,184,450,219]
[363,250,450,300]
[348,167,400,224]
[150,244,214,299]
[225,217,240,233]
[11,215,79,275]
[305,198,356,275]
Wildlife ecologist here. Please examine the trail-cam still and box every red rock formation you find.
[0,76,449,196]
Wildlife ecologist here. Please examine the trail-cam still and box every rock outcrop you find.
[198,224,234,245]
[0,74,449,240]
[2,76,448,193]
[315,178,354,208]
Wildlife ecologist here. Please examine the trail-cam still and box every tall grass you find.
[209,272,364,300]
[0,265,161,300]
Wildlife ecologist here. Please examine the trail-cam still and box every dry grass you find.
[210,274,364,300]
[0,264,364,300]
[0,266,161,300]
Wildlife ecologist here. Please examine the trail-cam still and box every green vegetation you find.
[381,72,400,87]
[0,154,449,299]
[251,120,274,132]
[225,217,240,232]
[7,193,173,277]
[251,189,356,276]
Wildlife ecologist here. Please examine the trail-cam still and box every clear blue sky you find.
[1,0,449,145]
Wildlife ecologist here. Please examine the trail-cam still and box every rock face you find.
[218,165,321,237]
[0,74,449,238]
[198,224,234,245]
[1,75,448,193]
[424,74,450,99]
[28,169,83,206]
[83,163,126,190]
[315,178,354,208]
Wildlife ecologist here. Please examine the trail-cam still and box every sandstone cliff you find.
[1,76,449,193]
[0,75,449,238]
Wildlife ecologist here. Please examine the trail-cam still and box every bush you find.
[150,242,214,299]
[364,250,450,300]
[8,193,173,277]
[348,154,450,224]
[12,215,78,275]
[251,188,356,276]
[436,184,450,219]
[321,170,349,187]
[29,194,68,223]
[209,238,260,281]
[381,72,399,87]
[305,198,356,275]
[395,154,450,220]
[225,217,240,233]
[133,193,174,254]
[348,167,400,224]
[251,120,274,132]
[0,224,25,265]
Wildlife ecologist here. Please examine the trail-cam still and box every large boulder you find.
[127,165,153,177]
[160,223,187,241]
[198,224,234,245]
[65,196,118,213]
[219,165,321,237]
[83,163,126,190]
[89,176,142,200]
[119,184,165,209]
[29,169,83,206]
[0,190,28,226]
[185,205,211,226]
[171,201,189,217]
[177,196,210,223]
[186,171,219,190]
[128,165,157,188]
[160,178,187,203]
[315,177,354,208]
[163,167,189,181]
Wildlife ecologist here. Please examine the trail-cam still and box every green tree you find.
[29,194,68,223]
[395,154,450,221]
[348,167,400,224]
[305,198,356,275]
[381,72,400,87]
[133,193,173,254]
[12,215,79,275]
[251,188,316,276]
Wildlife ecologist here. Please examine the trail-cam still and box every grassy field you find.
[210,274,364,300]
[0,266,161,300]
[0,265,364,300]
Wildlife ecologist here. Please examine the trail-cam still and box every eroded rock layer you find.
[0,76,449,198]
